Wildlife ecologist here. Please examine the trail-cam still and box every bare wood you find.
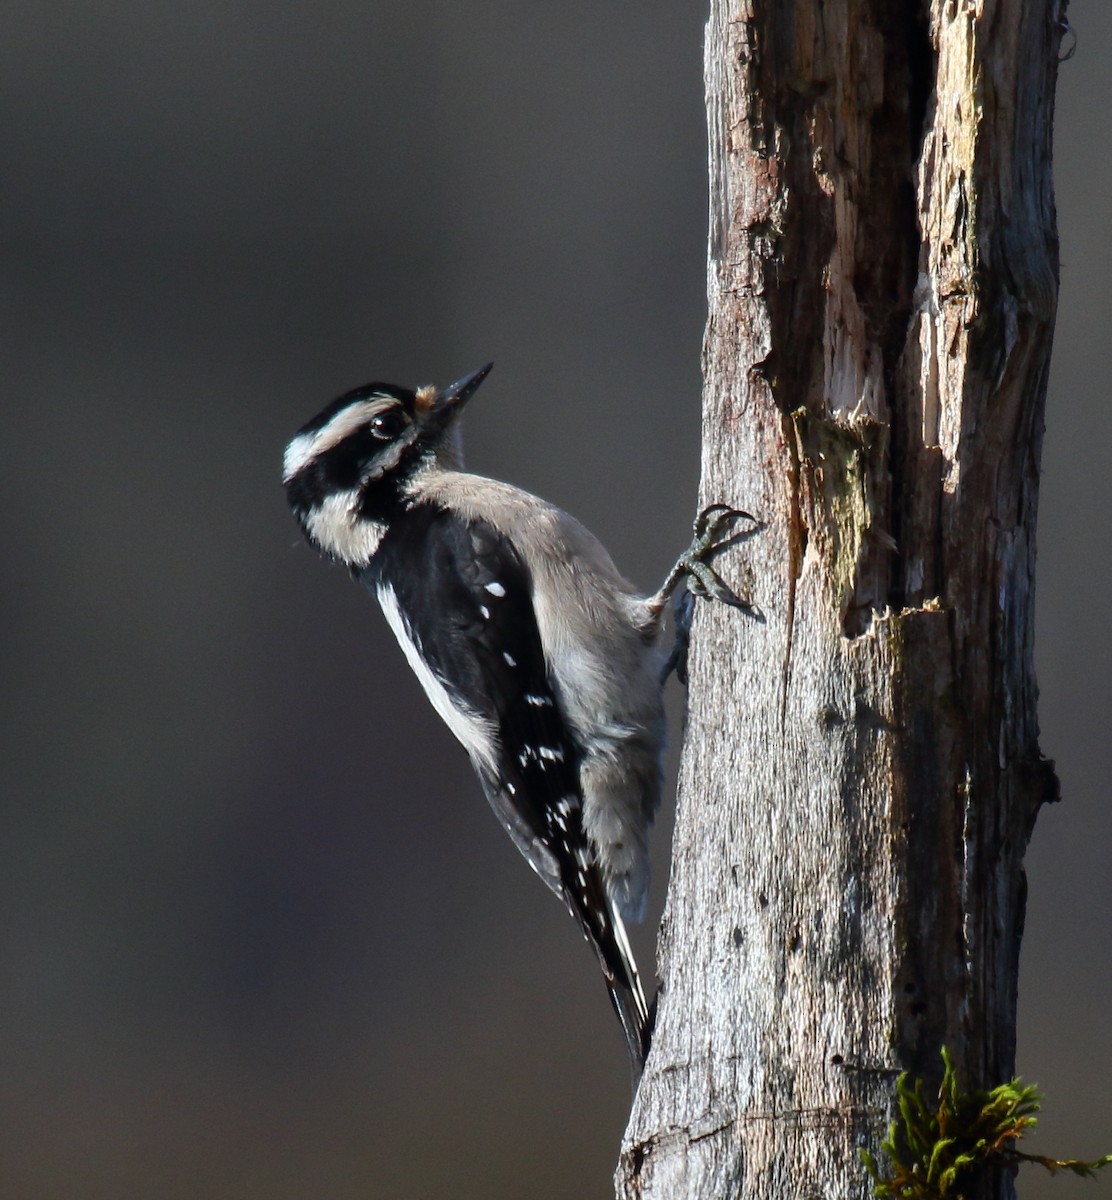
[618,2,1064,1197]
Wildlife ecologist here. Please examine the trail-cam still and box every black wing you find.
[366,504,649,1071]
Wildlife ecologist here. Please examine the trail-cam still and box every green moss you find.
[861,1047,1112,1197]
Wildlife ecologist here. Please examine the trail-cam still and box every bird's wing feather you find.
[367,506,648,1064]
[373,507,580,873]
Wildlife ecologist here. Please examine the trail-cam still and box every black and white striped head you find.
[283,363,492,565]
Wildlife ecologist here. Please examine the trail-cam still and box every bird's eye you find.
[369,410,406,440]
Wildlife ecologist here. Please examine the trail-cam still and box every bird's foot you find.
[650,503,760,612]
[674,504,757,609]
[657,504,760,684]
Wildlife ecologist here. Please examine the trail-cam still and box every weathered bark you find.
[618,3,1064,1197]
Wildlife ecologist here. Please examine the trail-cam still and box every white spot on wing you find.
[378,584,499,776]
[484,581,506,597]
[503,652,517,667]
[479,605,490,620]
[524,693,552,707]
[538,746,564,762]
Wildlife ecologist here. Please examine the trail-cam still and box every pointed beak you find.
[429,362,493,428]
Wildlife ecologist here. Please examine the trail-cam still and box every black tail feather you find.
[608,976,651,1087]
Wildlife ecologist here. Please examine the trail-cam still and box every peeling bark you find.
[618,3,1065,1197]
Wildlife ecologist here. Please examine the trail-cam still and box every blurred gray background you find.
[2,4,1108,1198]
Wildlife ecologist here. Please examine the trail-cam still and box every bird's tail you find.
[558,826,653,1083]
[603,897,652,1085]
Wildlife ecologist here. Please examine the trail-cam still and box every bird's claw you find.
[659,505,759,684]
[691,504,757,555]
[676,504,758,611]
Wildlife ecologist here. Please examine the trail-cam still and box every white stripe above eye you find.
[283,432,319,481]
[282,397,402,481]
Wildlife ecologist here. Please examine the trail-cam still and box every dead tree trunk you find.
[619,3,1065,1197]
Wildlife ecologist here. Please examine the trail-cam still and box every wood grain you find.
[618,3,1066,1196]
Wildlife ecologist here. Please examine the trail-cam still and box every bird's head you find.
[283,363,492,536]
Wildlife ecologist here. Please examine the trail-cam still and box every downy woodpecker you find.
[283,363,750,1074]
